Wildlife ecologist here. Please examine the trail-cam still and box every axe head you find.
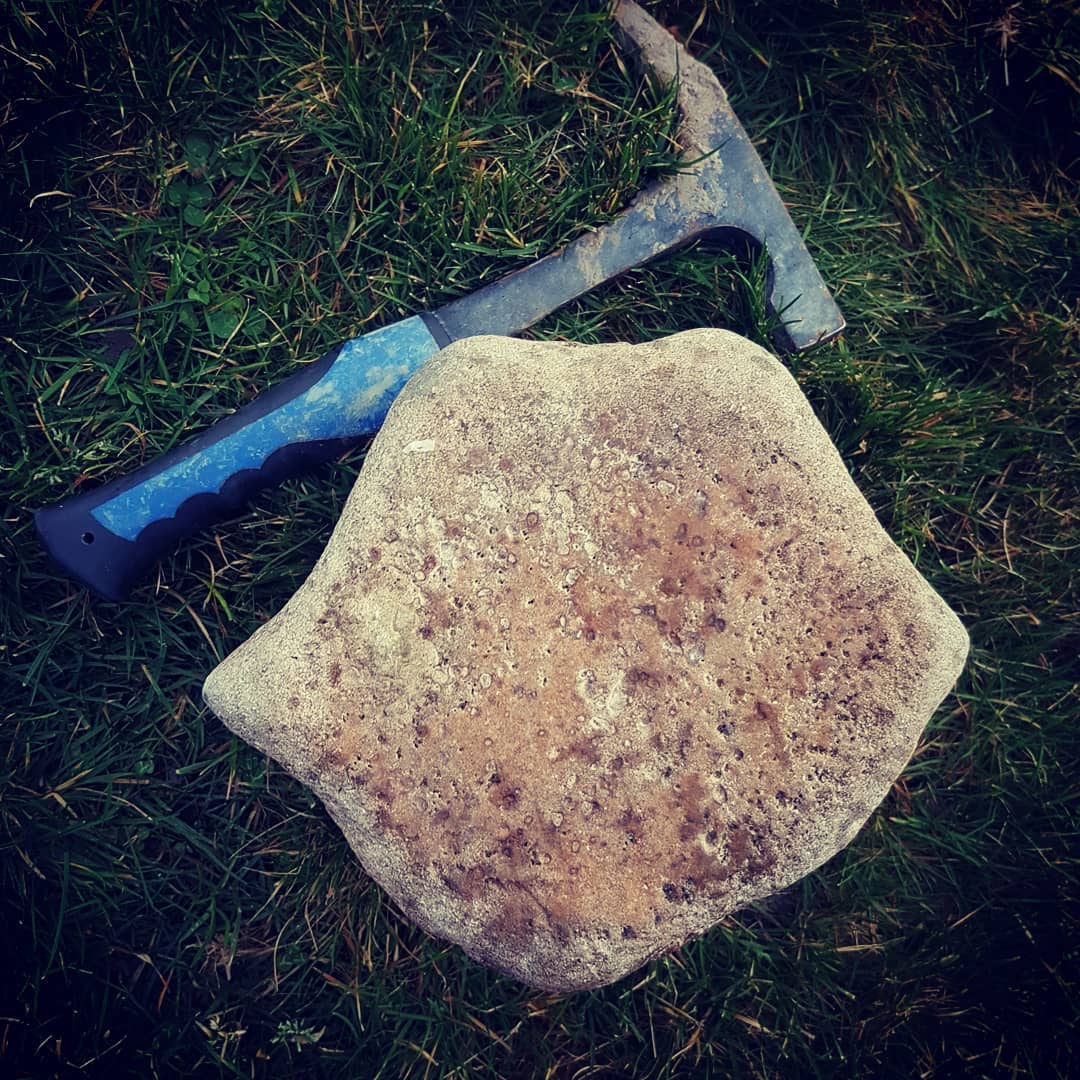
[426,2,845,352]
[612,1,844,351]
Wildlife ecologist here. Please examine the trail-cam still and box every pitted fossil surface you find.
[203,329,968,992]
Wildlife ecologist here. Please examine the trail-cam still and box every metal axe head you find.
[612,1,844,350]
[432,3,843,352]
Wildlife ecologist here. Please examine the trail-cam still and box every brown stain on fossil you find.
[304,395,921,940]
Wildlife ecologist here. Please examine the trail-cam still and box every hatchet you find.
[35,1,844,601]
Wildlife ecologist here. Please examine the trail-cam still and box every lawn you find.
[1,1,1077,1076]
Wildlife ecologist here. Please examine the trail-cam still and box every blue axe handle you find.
[34,316,443,601]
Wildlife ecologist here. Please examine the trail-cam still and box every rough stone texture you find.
[203,329,969,992]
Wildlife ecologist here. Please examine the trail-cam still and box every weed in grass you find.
[2,1,1078,1077]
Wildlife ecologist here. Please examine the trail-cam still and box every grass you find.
[1,0,1077,1075]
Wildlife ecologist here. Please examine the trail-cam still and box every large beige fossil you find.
[203,329,968,992]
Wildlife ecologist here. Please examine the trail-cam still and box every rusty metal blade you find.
[427,1,843,352]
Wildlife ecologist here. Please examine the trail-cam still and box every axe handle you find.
[35,316,441,600]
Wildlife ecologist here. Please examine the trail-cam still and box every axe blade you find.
[429,0,844,352]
